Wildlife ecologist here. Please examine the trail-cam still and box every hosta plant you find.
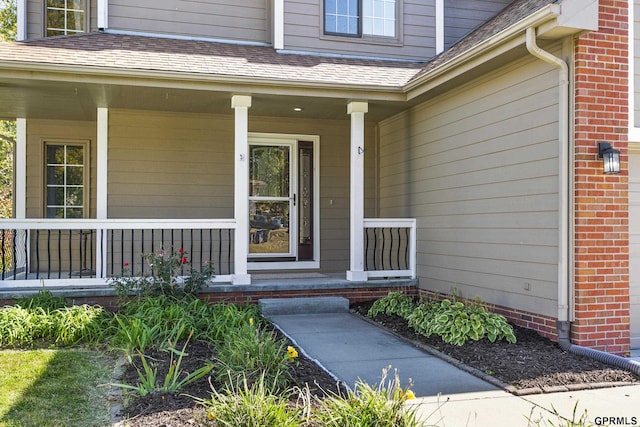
[407,299,516,346]
[367,291,416,318]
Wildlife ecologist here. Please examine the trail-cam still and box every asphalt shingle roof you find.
[0,0,557,89]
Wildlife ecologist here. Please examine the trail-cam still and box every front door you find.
[249,142,296,259]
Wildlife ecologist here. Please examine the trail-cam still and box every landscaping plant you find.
[407,299,516,346]
[111,328,213,397]
[214,319,297,392]
[367,292,516,346]
[367,291,416,318]
[109,248,215,298]
[314,366,422,427]
[195,373,306,427]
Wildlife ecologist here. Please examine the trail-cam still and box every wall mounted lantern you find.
[597,141,621,174]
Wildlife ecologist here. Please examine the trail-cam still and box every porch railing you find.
[0,219,236,284]
[364,218,417,279]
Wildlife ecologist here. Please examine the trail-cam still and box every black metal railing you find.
[364,226,411,273]
[106,228,234,277]
[1,226,234,281]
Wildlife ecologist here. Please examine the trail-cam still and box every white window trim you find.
[43,140,90,219]
[322,0,401,42]
[44,0,89,37]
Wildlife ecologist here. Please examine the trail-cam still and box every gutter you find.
[525,27,571,346]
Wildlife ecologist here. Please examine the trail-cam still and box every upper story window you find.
[325,0,396,38]
[46,0,87,37]
[45,143,87,218]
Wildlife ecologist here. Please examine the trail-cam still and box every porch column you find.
[14,118,27,271]
[96,108,108,278]
[231,95,252,285]
[346,101,368,281]
[15,118,26,219]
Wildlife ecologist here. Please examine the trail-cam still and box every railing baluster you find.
[79,230,83,278]
[405,227,410,271]
[227,229,232,275]
[57,230,61,279]
[109,230,114,277]
[1,229,5,280]
[35,229,40,279]
[90,230,94,277]
[12,230,17,280]
[68,229,72,278]
[141,229,145,276]
[120,229,124,272]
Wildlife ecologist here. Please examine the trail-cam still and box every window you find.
[45,143,86,218]
[325,0,396,38]
[46,0,87,37]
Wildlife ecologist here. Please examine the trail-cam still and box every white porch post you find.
[16,0,26,41]
[231,95,252,285]
[15,119,26,219]
[346,101,368,281]
[96,108,108,278]
[14,118,28,271]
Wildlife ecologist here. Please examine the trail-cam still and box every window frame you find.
[323,0,398,40]
[44,0,89,37]
[43,140,90,219]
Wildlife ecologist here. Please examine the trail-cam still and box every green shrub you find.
[367,291,416,318]
[0,303,109,347]
[15,289,67,311]
[314,366,422,427]
[214,322,295,392]
[195,374,305,427]
[407,299,516,346]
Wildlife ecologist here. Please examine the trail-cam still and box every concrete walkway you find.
[266,306,640,427]
[268,312,498,396]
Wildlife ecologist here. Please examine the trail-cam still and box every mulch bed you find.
[350,302,639,393]
[115,335,341,427]
[115,303,639,426]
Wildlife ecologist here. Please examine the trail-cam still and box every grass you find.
[0,348,117,427]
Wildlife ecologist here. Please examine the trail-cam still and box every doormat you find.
[251,272,327,280]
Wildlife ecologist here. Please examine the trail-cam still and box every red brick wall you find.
[572,0,630,355]
[0,284,418,313]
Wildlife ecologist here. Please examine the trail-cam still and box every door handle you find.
[292,193,296,206]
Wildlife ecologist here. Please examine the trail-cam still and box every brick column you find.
[573,0,630,355]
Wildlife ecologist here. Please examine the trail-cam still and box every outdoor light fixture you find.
[597,141,621,174]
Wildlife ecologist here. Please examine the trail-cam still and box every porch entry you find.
[248,136,315,263]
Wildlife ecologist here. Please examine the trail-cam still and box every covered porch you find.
[0,34,420,292]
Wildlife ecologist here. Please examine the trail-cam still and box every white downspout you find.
[525,27,571,343]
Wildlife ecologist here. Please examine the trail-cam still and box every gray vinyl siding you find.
[25,118,97,218]
[444,0,511,50]
[108,0,268,44]
[107,109,374,274]
[283,0,435,61]
[26,0,97,40]
[378,54,560,317]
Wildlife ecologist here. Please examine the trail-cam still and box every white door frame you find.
[248,133,320,270]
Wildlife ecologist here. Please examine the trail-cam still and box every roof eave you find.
[0,60,408,102]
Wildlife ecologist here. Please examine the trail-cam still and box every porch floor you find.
[0,272,418,301]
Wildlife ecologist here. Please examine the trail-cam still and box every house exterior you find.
[0,0,635,355]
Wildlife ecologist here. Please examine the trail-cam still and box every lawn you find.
[0,348,116,427]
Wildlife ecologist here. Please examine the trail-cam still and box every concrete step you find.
[259,296,350,316]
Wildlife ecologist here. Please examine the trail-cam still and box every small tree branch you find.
[0,133,14,146]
